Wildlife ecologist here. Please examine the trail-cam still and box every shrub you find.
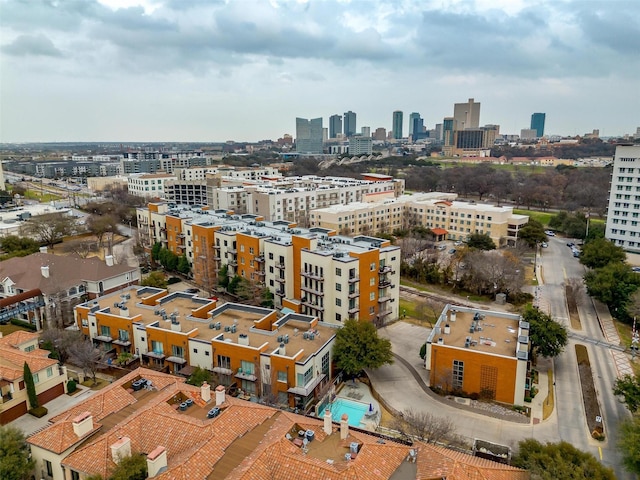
[29,406,48,418]
[524,396,532,403]
[67,379,77,393]
[10,318,37,331]
[469,392,480,401]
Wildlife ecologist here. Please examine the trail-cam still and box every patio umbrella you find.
[369,403,373,412]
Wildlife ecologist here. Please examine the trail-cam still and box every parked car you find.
[567,242,575,247]
[541,242,548,248]
[448,248,457,254]
[437,245,447,251]
[545,230,555,236]
[454,241,464,246]
[185,288,199,294]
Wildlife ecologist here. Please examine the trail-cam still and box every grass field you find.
[22,190,62,202]
[513,209,553,226]
[0,324,33,336]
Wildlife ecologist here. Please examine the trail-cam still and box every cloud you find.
[2,34,63,57]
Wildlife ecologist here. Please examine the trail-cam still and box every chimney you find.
[340,414,349,440]
[279,342,286,356]
[146,446,167,478]
[323,409,333,435]
[201,381,211,403]
[120,306,129,317]
[105,255,114,267]
[41,266,50,278]
[444,324,451,335]
[72,411,94,438]
[110,437,131,464]
[450,310,457,322]
[238,334,249,346]
[39,246,48,254]
[170,321,181,332]
[215,384,226,406]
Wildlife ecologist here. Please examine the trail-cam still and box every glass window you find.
[336,283,342,292]
[241,360,255,375]
[322,352,330,376]
[277,370,287,382]
[33,373,40,384]
[217,355,231,369]
[336,268,342,276]
[453,360,464,390]
[171,345,184,358]
[47,367,53,377]
[151,340,163,354]
[297,366,313,387]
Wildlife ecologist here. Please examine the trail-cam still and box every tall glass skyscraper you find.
[329,114,342,139]
[343,111,357,137]
[296,117,324,154]
[408,112,421,136]
[531,113,546,138]
[392,111,403,139]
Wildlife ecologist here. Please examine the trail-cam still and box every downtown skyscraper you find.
[329,114,342,139]
[531,113,546,137]
[296,117,323,154]
[392,110,403,139]
[344,110,357,137]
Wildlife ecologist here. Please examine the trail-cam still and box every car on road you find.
[567,242,575,247]
[448,248,457,254]
[454,241,464,246]
[541,242,548,248]
[632,267,640,273]
[545,230,555,236]
[185,288,199,294]
[437,245,447,251]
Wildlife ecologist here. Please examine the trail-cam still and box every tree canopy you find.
[517,219,547,248]
[140,271,167,288]
[580,238,626,269]
[333,319,393,377]
[0,235,40,260]
[618,417,640,475]
[466,233,496,250]
[512,439,615,480]
[584,262,640,323]
[20,212,77,247]
[0,425,35,480]
[522,305,568,358]
[109,453,147,480]
[186,366,212,387]
[613,374,640,413]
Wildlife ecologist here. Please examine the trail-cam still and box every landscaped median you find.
[575,344,605,440]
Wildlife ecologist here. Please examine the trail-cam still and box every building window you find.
[171,345,184,359]
[45,460,53,477]
[336,313,342,322]
[217,355,231,369]
[336,298,342,307]
[453,360,464,390]
[336,283,342,292]
[297,366,313,387]
[277,370,287,382]
[151,341,163,355]
[321,352,330,376]
[193,348,198,354]
[205,351,210,356]
[100,325,111,337]
[118,329,129,342]
[71,471,80,480]
[370,262,376,271]
[240,360,255,375]
[370,292,375,301]
[33,373,40,384]
[336,268,342,276]
[47,367,53,377]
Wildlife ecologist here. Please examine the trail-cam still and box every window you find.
[297,366,313,387]
[100,325,111,337]
[47,367,53,377]
[370,278,375,286]
[370,292,375,301]
[33,373,40,384]
[321,352,330,376]
[269,252,274,260]
[370,262,376,271]
[45,460,53,477]
[277,370,287,382]
[452,360,464,390]
[336,298,342,307]
[205,351,210,356]
[151,341,163,355]
[193,348,198,354]
[336,313,342,322]
[171,345,184,358]
[336,268,342,276]
[71,471,80,480]
[241,360,255,375]
[336,283,342,292]
[118,329,129,342]
[217,355,231,369]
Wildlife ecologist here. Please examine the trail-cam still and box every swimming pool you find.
[319,398,370,427]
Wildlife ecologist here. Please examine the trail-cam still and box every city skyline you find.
[1,0,639,143]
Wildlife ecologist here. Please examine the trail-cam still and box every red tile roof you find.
[0,331,59,381]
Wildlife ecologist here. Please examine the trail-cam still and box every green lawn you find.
[0,324,33,336]
[22,190,62,202]
[514,209,553,226]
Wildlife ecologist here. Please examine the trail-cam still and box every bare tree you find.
[20,213,77,247]
[40,328,82,363]
[87,214,119,249]
[391,409,457,444]
[68,339,106,386]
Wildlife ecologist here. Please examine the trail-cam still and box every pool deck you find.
[335,380,380,431]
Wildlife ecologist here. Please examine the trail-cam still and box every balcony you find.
[348,306,359,314]
[378,296,392,303]
[255,270,266,276]
[275,263,286,270]
[228,259,238,267]
[213,244,221,250]
[301,270,323,281]
[379,279,392,288]
[348,276,360,283]
[377,309,392,319]
[301,285,324,296]
[255,255,265,262]
[348,290,359,299]
[275,290,286,297]
[302,299,324,311]
[379,265,393,274]
[275,277,286,284]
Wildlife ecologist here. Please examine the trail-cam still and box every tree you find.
[522,305,568,358]
[332,319,393,377]
[177,255,190,275]
[618,417,640,475]
[218,265,230,289]
[186,366,212,387]
[109,453,147,480]
[517,219,547,248]
[87,214,119,249]
[20,212,77,247]
[40,328,82,364]
[513,439,615,479]
[613,374,640,413]
[68,340,105,386]
[23,362,39,409]
[584,262,640,323]
[140,271,167,288]
[466,233,496,250]
[580,238,626,269]
[0,235,40,260]
[391,409,456,444]
[151,242,162,262]
[0,425,35,480]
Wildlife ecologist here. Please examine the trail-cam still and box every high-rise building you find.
[373,128,387,141]
[408,113,421,136]
[453,98,480,129]
[435,123,443,142]
[392,111,403,139]
[361,126,371,138]
[349,136,373,155]
[443,117,455,146]
[0,156,5,191]
[605,145,640,253]
[530,113,546,138]
[295,117,323,154]
[329,114,342,139]
[344,111,357,137]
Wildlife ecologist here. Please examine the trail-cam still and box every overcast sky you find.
[1,0,639,143]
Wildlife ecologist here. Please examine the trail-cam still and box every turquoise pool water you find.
[319,398,370,427]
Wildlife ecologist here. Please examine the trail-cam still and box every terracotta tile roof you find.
[28,420,103,454]
[37,368,527,480]
[0,252,137,295]
[0,330,39,347]
[0,332,58,381]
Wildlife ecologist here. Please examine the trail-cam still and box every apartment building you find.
[310,193,528,246]
[27,367,529,480]
[136,204,401,325]
[74,286,336,410]
[0,252,139,329]
[0,331,69,424]
[176,165,280,182]
[164,179,208,206]
[127,173,176,199]
[425,304,530,405]
[605,144,640,253]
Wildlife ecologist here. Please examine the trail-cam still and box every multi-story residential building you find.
[74,287,336,409]
[530,113,546,137]
[424,304,530,406]
[206,184,249,213]
[181,165,281,183]
[86,176,128,192]
[0,251,139,329]
[348,136,373,155]
[343,110,357,137]
[120,151,209,175]
[136,204,401,325]
[329,114,342,139]
[392,110,403,139]
[0,331,69,424]
[605,144,640,253]
[164,179,208,206]
[127,173,176,199]
[310,193,528,246]
[295,117,324,154]
[27,367,529,480]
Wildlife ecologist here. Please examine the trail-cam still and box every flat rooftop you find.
[432,306,526,358]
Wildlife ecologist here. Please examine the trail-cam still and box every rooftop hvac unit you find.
[224,326,231,332]
[214,322,221,330]
[277,335,283,343]
[230,325,237,333]
[284,334,289,344]
[209,323,215,329]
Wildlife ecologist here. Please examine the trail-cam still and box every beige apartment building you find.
[127,173,177,199]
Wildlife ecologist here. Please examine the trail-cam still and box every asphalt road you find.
[538,236,633,479]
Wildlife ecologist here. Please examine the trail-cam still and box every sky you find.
[1,0,639,143]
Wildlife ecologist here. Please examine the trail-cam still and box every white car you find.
[541,242,548,248]
[544,230,555,236]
